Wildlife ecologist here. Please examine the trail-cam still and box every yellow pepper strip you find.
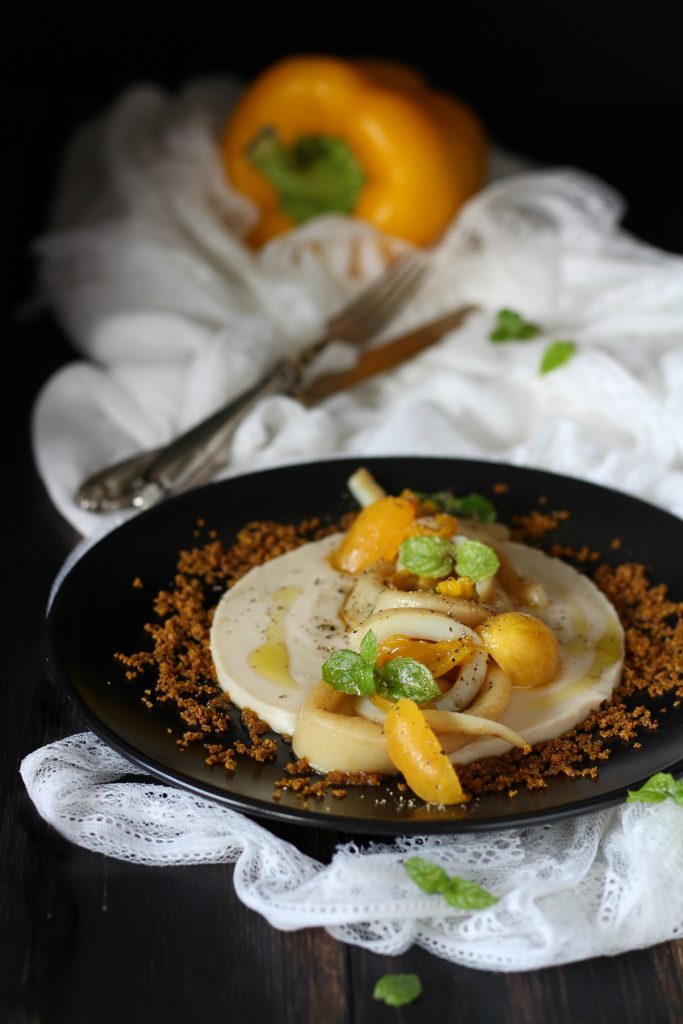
[408,512,459,540]
[331,495,417,575]
[221,56,487,248]
[376,635,476,677]
[385,698,468,804]
[436,576,478,600]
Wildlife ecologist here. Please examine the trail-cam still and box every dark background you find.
[6,1,683,315]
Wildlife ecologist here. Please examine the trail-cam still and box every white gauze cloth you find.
[24,79,683,970]
[21,733,683,972]
[30,78,683,536]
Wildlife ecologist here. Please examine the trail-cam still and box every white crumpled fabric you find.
[21,733,683,971]
[31,78,683,536]
[24,78,683,970]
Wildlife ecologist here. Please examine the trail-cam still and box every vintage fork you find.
[76,253,429,513]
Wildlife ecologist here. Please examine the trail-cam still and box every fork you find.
[76,253,429,513]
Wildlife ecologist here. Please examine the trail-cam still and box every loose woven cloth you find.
[23,78,683,970]
[20,733,683,971]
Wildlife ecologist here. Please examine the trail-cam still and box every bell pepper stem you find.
[247,126,365,224]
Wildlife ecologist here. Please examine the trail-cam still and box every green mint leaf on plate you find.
[322,649,376,697]
[540,339,576,375]
[415,490,497,523]
[373,973,422,1007]
[359,629,378,666]
[454,539,500,582]
[414,489,461,515]
[627,772,683,806]
[489,308,541,342]
[405,856,499,910]
[456,493,497,523]
[398,535,453,578]
[377,658,441,704]
[442,878,500,910]
[404,856,450,893]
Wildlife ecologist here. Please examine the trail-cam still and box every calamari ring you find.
[371,588,491,628]
[348,608,482,650]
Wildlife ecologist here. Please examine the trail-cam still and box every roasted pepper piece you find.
[385,698,467,805]
[331,495,417,575]
[221,56,487,247]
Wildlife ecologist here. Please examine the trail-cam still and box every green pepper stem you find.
[247,126,365,224]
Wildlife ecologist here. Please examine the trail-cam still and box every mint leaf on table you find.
[540,339,576,375]
[377,658,441,705]
[405,856,499,909]
[454,539,500,582]
[489,308,541,342]
[627,772,683,806]
[373,973,423,1007]
[398,535,453,578]
[322,649,375,696]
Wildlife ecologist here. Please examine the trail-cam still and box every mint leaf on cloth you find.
[489,308,541,341]
[627,772,683,806]
[405,856,499,909]
[540,339,576,374]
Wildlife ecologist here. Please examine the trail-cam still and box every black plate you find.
[47,457,683,835]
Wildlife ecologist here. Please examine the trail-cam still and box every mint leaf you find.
[377,658,441,704]
[454,539,500,582]
[405,856,499,910]
[398,535,453,578]
[322,649,376,697]
[489,308,540,342]
[373,974,422,1007]
[456,493,497,523]
[627,772,683,807]
[404,856,450,893]
[540,339,576,375]
[415,490,497,523]
[359,629,378,666]
[442,878,500,910]
[415,490,461,515]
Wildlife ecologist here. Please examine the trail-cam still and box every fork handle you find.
[132,358,302,508]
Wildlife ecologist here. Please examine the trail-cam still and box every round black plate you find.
[47,457,683,835]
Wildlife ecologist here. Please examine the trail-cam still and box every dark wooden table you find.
[4,14,683,1021]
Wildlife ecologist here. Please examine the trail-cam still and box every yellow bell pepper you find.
[220,56,487,248]
[385,698,467,805]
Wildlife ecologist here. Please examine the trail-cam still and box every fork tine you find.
[326,253,428,343]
